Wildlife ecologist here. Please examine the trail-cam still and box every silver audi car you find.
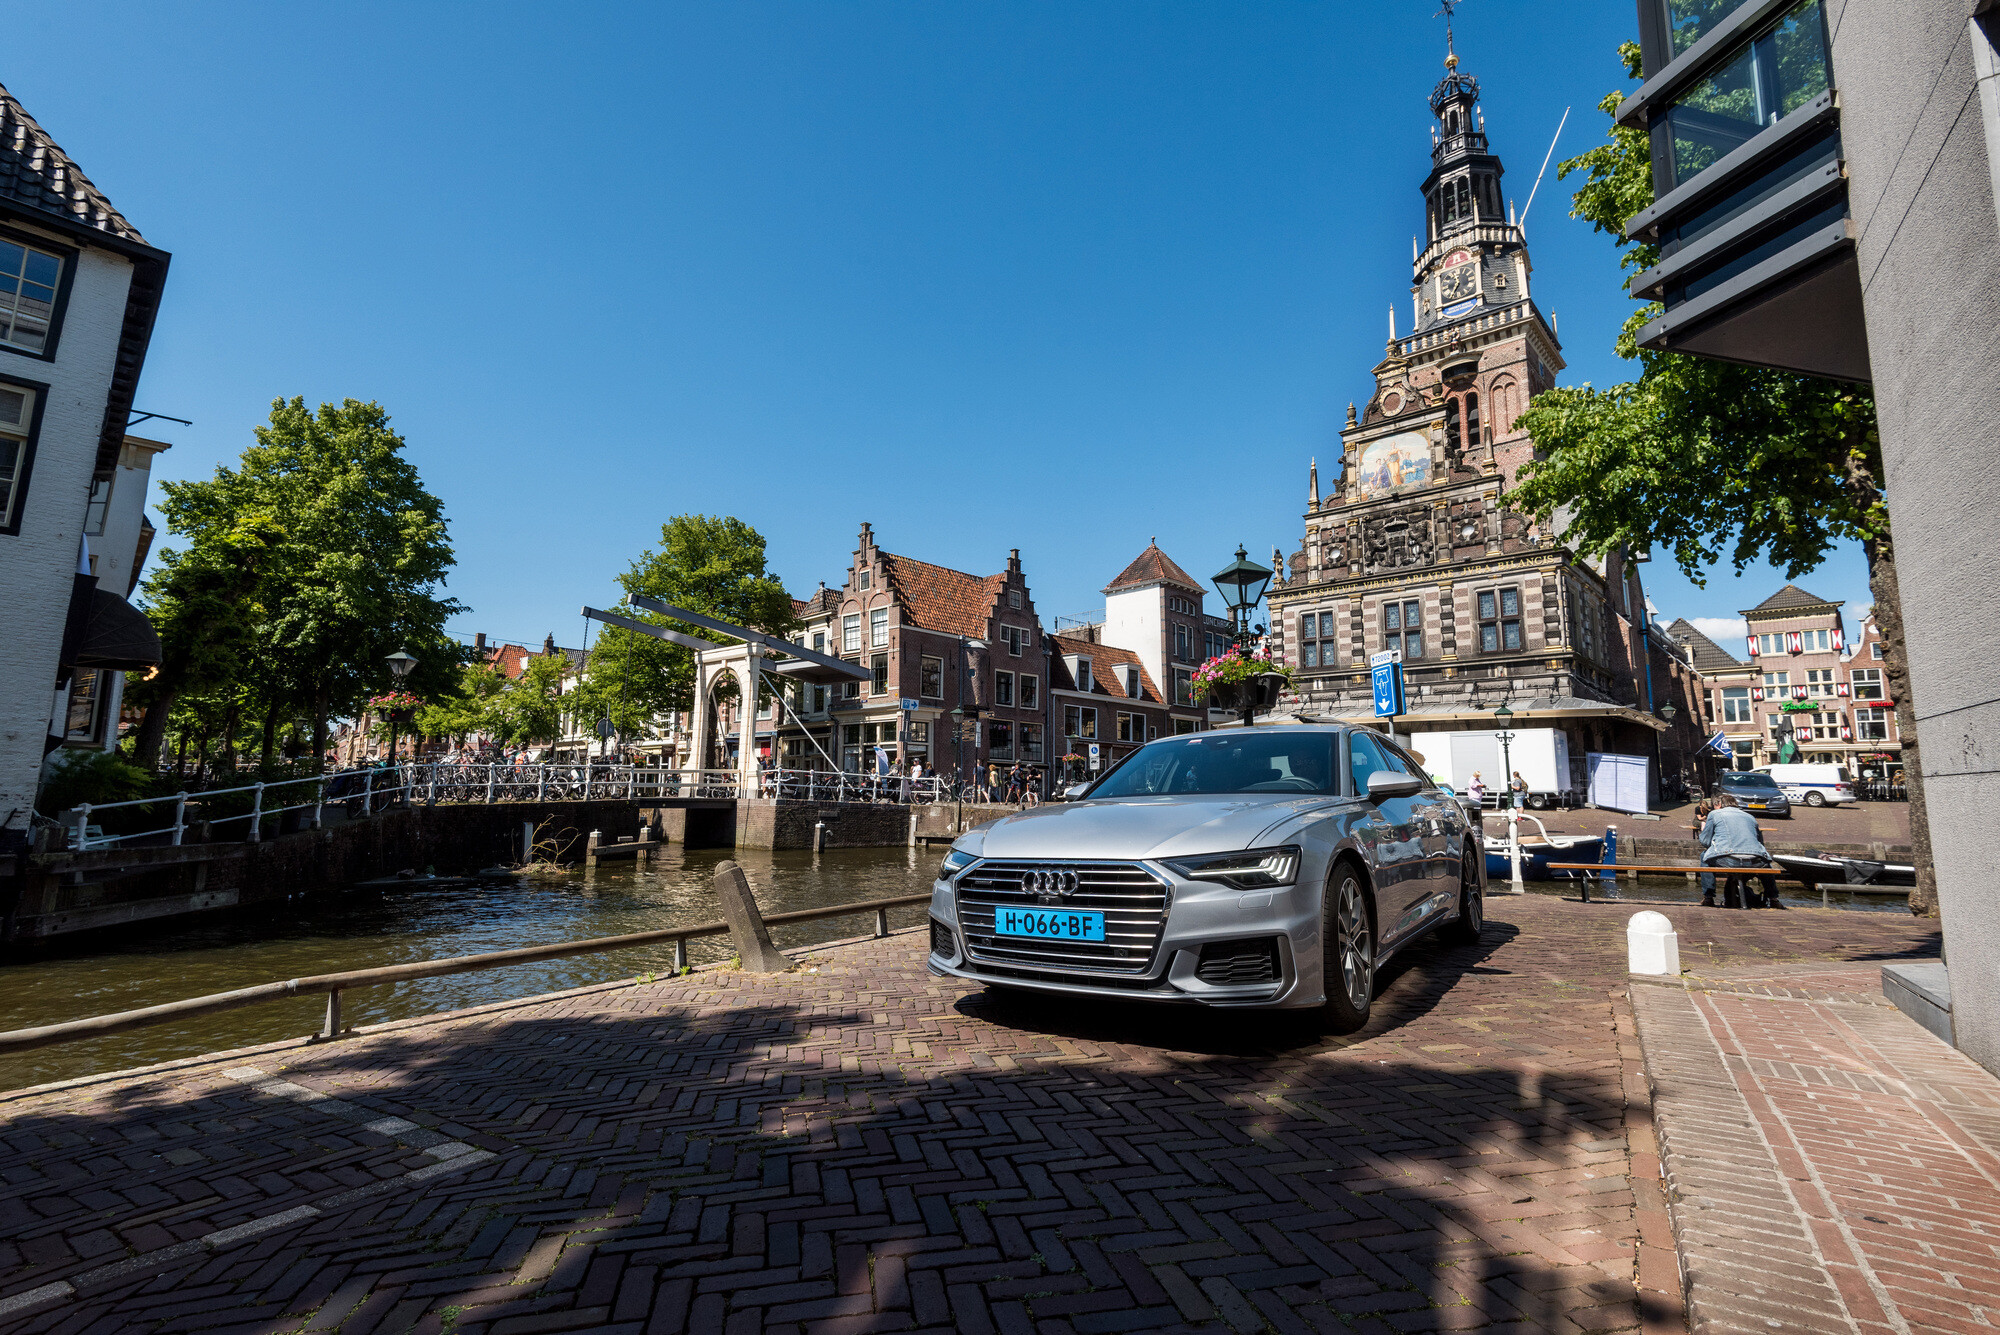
[925,724,1485,1031]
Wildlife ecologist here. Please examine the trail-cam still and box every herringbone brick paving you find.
[0,899,1939,1334]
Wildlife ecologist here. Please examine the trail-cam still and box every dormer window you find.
[1122,665,1141,697]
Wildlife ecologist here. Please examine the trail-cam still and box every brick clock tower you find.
[1269,46,1683,786]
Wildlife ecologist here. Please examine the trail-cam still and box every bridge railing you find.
[55,761,994,851]
[0,876,934,1056]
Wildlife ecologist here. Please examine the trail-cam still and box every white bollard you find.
[1627,910,1681,976]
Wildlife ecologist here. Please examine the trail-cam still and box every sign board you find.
[1369,649,1405,718]
[1088,742,1101,771]
[899,698,921,712]
[1586,752,1651,815]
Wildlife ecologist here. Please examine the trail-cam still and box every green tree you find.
[491,651,571,749]
[127,514,286,769]
[573,515,800,735]
[159,398,465,768]
[1510,42,1933,913]
[415,662,511,748]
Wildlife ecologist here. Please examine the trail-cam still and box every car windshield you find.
[1087,732,1340,797]
[1726,773,1781,789]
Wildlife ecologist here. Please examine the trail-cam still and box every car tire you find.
[1806,792,1826,807]
[1444,846,1484,945]
[1321,862,1375,1034]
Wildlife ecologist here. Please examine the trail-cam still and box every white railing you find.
[57,761,1030,852]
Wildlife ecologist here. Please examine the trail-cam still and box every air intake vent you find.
[1196,938,1280,985]
[930,918,957,960]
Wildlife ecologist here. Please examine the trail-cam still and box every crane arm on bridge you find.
[580,606,716,653]
[623,594,869,680]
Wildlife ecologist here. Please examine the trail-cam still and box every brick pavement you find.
[0,898,1939,1335]
[1633,951,2000,1333]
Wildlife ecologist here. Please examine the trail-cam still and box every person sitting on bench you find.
[1698,795,1784,909]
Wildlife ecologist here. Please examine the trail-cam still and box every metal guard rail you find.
[0,891,933,1056]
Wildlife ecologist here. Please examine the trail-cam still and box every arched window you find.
[1487,376,1518,434]
[1444,398,1462,455]
[1464,391,1482,446]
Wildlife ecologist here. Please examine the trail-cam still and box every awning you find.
[74,588,162,670]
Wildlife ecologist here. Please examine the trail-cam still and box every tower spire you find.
[1435,0,1465,68]
[1308,457,1320,509]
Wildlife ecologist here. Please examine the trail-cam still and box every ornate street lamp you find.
[1492,702,1516,808]
[383,649,418,766]
[1210,546,1274,645]
[954,638,987,825]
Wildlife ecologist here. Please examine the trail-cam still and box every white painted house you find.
[0,84,170,853]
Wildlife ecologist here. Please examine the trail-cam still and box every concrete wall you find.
[1833,3,2000,1071]
[0,238,136,840]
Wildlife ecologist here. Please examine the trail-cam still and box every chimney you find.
[1008,547,1022,575]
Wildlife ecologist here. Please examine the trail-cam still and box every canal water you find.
[0,845,940,1092]
[0,849,1907,1093]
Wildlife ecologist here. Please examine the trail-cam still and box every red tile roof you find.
[880,553,1007,639]
[1104,542,1203,595]
[1050,634,1164,705]
[1742,583,1842,617]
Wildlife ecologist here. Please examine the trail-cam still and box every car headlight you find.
[1162,846,1301,890]
[939,848,979,881]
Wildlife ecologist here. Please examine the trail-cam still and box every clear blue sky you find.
[19,0,1871,656]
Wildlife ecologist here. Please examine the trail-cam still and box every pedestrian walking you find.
[1510,771,1528,808]
[987,763,1001,803]
[1466,771,1486,826]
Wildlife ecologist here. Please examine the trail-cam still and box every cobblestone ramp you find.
[0,901,1939,1335]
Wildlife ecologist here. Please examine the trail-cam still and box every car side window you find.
[1378,739,1431,787]
[1347,733,1408,795]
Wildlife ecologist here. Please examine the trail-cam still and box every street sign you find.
[899,698,921,712]
[1088,742,1101,771]
[1369,649,1404,718]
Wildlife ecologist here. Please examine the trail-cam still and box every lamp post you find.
[383,649,418,767]
[1493,702,1523,894]
[954,638,987,827]
[1210,546,1274,646]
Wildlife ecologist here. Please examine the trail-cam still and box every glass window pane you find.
[1404,601,1420,623]
[1318,613,1336,637]
[1479,591,1496,620]
[1302,643,1318,668]
[1668,0,1757,55]
[0,242,21,276]
[22,251,58,286]
[1771,0,1828,116]
[1666,40,1762,185]
[0,388,24,426]
[1384,604,1400,631]
[1406,631,1422,660]
[1503,622,1522,650]
[1481,624,1498,652]
[1500,588,1520,616]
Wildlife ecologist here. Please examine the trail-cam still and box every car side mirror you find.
[1061,782,1093,801]
[1366,771,1423,802]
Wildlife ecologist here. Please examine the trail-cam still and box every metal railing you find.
[0,889,934,1056]
[59,761,1040,851]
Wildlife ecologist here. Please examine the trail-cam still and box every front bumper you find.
[923,863,1323,1009]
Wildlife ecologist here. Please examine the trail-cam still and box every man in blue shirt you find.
[1699,796,1783,909]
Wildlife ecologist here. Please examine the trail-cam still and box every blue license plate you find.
[995,908,1105,941]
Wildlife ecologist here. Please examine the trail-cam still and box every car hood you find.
[969,794,1347,861]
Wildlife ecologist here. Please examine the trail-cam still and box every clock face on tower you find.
[1439,259,1478,304]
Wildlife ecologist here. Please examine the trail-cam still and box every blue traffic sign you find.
[1369,650,1404,718]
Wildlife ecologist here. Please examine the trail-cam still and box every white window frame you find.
[1002,624,1024,656]
[870,607,889,648]
[842,614,861,653]
[1721,686,1752,724]
[1019,674,1037,707]
[0,239,63,355]
[993,670,1014,707]
[0,380,39,532]
[921,656,943,699]
[1850,667,1883,700]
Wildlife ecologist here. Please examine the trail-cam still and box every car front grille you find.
[955,860,1169,976]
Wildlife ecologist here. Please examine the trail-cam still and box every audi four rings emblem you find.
[1024,869,1080,898]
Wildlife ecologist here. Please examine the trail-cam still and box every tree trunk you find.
[311,691,330,774]
[132,688,180,770]
[174,724,190,779]
[1845,453,1937,917]
[259,699,280,773]
[217,699,242,778]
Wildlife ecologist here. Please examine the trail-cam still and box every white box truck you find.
[1406,728,1574,809]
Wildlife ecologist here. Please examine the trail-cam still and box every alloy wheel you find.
[1337,876,1373,1012]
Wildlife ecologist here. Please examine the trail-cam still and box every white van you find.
[1755,763,1855,807]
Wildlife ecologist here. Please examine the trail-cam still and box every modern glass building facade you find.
[1616,0,1867,380]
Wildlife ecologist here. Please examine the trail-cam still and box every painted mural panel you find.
[1355,431,1431,499]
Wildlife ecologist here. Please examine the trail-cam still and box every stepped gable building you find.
[823,523,1049,778]
[1267,45,1699,795]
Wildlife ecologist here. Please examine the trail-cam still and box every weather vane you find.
[1434,0,1468,67]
